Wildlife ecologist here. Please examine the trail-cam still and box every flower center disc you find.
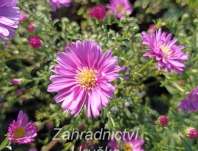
[160,45,170,55]
[14,127,26,138]
[124,143,133,151]
[77,69,96,89]
[116,4,124,14]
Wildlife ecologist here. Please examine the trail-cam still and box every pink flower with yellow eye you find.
[108,0,132,19]
[8,111,37,144]
[48,40,120,118]
[108,132,144,151]
[141,29,188,73]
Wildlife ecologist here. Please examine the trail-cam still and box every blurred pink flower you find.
[50,0,71,11]
[48,40,120,118]
[0,0,20,40]
[28,35,42,48]
[28,148,38,151]
[108,0,132,19]
[186,127,198,139]
[148,24,157,33]
[108,138,119,150]
[8,111,37,144]
[179,87,198,113]
[19,11,28,23]
[16,88,25,96]
[28,22,36,32]
[10,78,22,85]
[141,29,188,73]
[108,133,144,151]
[89,4,107,21]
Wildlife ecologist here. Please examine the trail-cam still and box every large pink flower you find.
[141,29,188,73]
[48,40,120,118]
[8,111,37,144]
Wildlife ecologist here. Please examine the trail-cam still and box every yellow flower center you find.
[77,69,96,89]
[116,4,125,14]
[14,127,26,138]
[160,45,170,55]
[124,143,133,151]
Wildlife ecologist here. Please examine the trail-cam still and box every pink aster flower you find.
[89,4,107,21]
[108,133,144,151]
[49,0,71,11]
[141,29,188,73]
[122,138,144,151]
[48,40,120,118]
[0,0,20,40]
[179,87,198,112]
[8,111,37,144]
[108,0,132,19]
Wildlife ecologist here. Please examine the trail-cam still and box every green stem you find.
[172,82,185,92]
[138,60,153,73]
[0,137,9,151]
[108,112,115,128]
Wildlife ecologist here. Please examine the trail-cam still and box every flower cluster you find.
[88,0,132,21]
[1,0,198,150]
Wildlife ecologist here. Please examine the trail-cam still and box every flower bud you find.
[186,127,198,139]
[28,36,42,48]
[10,78,22,85]
[158,115,169,127]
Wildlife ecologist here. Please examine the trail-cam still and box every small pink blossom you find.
[10,78,22,85]
[186,127,198,139]
[108,0,132,19]
[108,133,144,151]
[179,87,198,113]
[8,111,37,144]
